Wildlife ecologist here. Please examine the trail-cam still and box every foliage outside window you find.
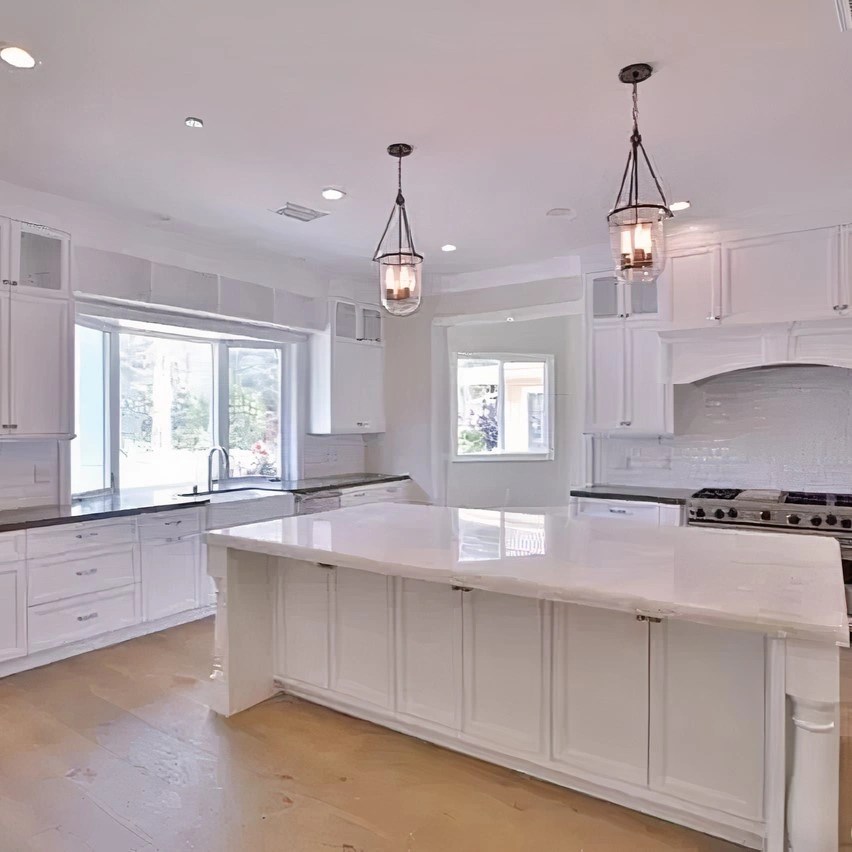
[454,354,553,459]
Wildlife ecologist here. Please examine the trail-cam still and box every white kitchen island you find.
[206,503,849,851]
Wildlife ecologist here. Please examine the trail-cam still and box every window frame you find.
[71,320,293,498]
[450,351,555,463]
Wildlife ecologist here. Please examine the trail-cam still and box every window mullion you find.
[214,342,229,458]
[108,330,120,493]
[497,359,506,453]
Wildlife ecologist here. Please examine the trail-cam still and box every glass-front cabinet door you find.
[627,279,658,316]
[10,222,69,294]
[334,301,358,340]
[591,274,621,319]
[359,306,382,343]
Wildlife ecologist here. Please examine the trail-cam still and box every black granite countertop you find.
[570,485,695,506]
[0,488,211,534]
[0,474,411,534]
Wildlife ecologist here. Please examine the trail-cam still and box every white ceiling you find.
[2,0,851,280]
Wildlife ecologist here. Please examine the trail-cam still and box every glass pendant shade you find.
[379,251,422,317]
[607,64,672,285]
[373,143,423,317]
[608,204,668,284]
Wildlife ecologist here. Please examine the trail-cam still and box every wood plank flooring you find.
[0,618,848,851]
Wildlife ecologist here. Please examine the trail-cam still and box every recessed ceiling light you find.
[0,45,36,69]
[546,207,576,220]
[184,116,204,128]
[670,200,691,212]
[441,244,457,252]
[321,187,346,201]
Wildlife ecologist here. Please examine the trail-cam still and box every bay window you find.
[71,319,288,496]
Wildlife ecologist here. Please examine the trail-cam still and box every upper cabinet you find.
[310,299,386,435]
[590,271,658,321]
[0,219,73,439]
[659,227,850,329]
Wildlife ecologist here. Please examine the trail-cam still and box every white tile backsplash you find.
[597,365,852,492]
[303,434,367,478]
[0,441,61,509]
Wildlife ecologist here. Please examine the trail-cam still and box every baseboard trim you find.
[0,606,215,678]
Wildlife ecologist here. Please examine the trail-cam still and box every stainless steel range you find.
[687,488,852,612]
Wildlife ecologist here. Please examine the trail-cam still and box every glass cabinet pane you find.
[20,229,64,290]
[592,275,619,318]
[361,307,382,342]
[629,280,658,315]
[335,302,358,339]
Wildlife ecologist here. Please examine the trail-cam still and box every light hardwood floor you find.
[0,619,848,852]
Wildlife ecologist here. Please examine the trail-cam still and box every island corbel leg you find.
[207,544,276,717]
[785,639,841,852]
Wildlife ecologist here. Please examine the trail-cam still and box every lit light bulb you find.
[634,222,652,253]
[384,265,397,297]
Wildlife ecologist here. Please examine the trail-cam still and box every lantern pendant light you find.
[607,63,673,285]
[373,143,423,317]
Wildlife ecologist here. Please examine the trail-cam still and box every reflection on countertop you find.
[203,473,411,495]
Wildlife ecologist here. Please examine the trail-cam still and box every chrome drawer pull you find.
[76,612,98,622]
[834,304,849,312]
[75,568,98,576]
[75,532,99,539]
[164,520,183,526]
[609,507,630,514]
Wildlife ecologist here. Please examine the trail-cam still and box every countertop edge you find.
[570,487,692,506]
[205,530,850,648]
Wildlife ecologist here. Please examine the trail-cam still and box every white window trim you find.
[450,351,555,462]
[72,319,298,497]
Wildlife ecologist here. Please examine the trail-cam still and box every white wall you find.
[444,316,583,508]
[596,364,852,492]
[366,276,585,505]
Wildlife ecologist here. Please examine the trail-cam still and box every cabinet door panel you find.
[462,589,546,756]
[667,247,721,326]
[591,274,620,319]
[588,324,624,431]
[0,560,26,662]
[649,620,765,819]
[332,567,392,707]
[330,339,366,433]
[141,537,199,621]
[6,293,71,436]
[553,604,648,784]
[358,343,385,432]
[724,227,839,322]
[626,327,667,433]
[277,561,331,688]
[396,578,461,728]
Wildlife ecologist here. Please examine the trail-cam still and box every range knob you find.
[842,519,852,529]
[714,509,725,520]
[695,508,705,518]
[787,514,801,525]
[760,510,772,521]
[810,516,823,527]
[826,514,838,526]
[727,508,738,518]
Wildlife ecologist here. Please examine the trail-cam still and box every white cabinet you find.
[552,605,648,784]
[395,578,461,729]
[10,221,70,295]
[310,301,385,435]
[276,560,332,689]
[339,480,418,508]
[589,271,658,320]
[331,566,393,707]
[461,589,546,757]
[0,532,26,663]
[649,619,765,820]
[0,290,73,437]
[722,227,841,324]
[139,509,203,622]
[587,322,670,434]
[140,537,200,621]
[662,245,722,327]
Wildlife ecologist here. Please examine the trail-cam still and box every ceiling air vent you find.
[273,202,328,222]
[836,0,852,31]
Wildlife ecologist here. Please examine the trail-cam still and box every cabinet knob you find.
[833,304,849,312]
[451,585,473,592]
[76,612,99,622]
[619,420,632,427]
[706,314,722,321]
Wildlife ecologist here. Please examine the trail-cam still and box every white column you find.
[785,639,841,852]
[207,544,276,717]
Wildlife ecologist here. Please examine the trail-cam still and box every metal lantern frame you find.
[373,143,423,315]
[607,63,673,280]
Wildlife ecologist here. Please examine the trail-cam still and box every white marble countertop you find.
[207,503,850,646]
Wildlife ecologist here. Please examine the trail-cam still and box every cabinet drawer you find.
[28,543,138,606]
[28,586,139,653]
[27,518,136,558]
[575,499,660,525]
[0,531,25,564]
[138,509,202,542]
[340,483,413,508]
